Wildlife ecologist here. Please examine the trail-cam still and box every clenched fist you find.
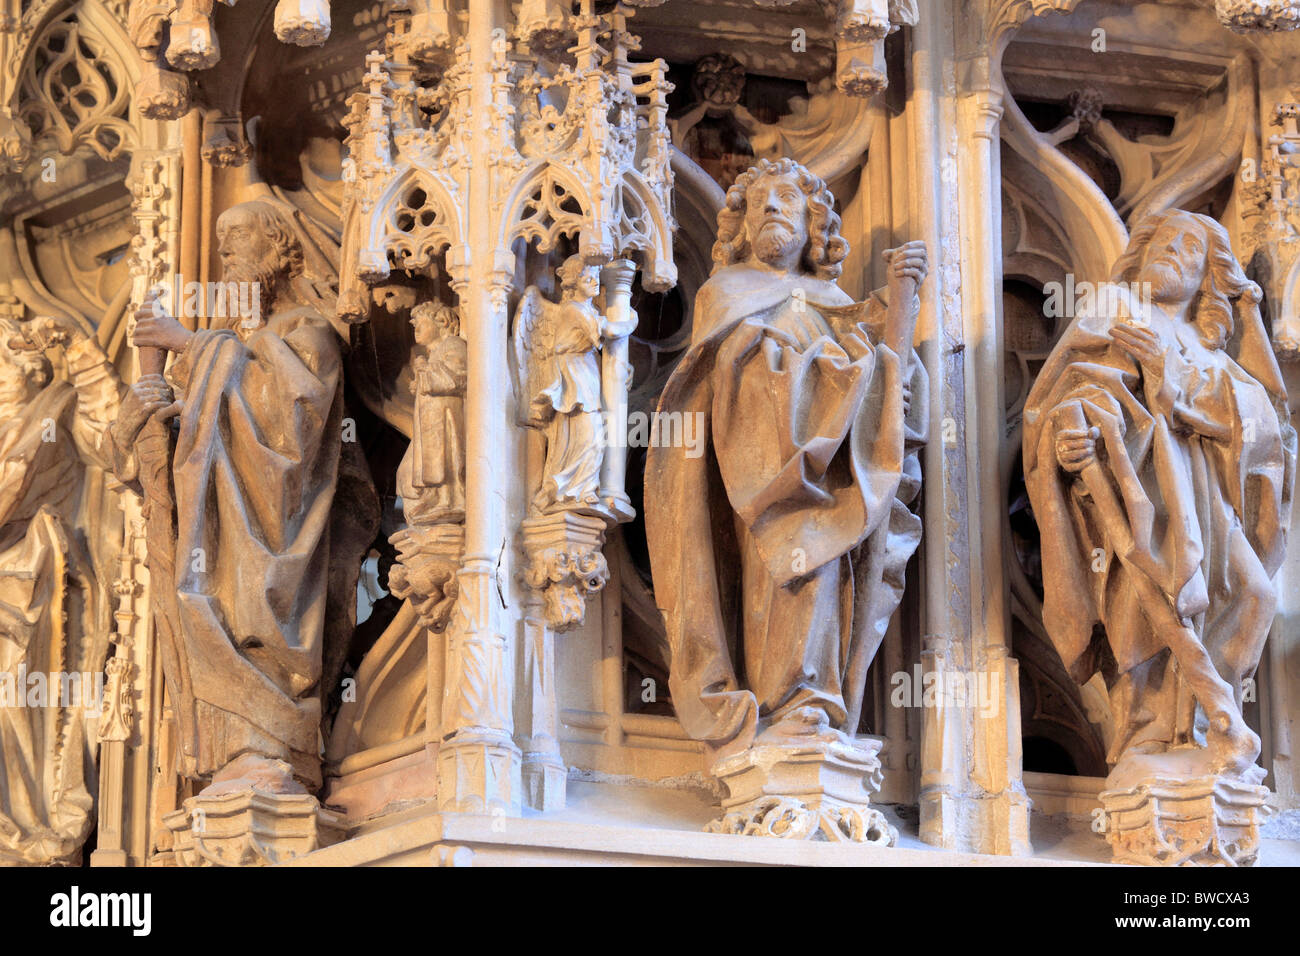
[132,291,193,353]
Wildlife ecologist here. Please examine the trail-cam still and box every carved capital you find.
[835,37,887,98]
[97,653,134,743]
[521,512,608,632]
[200,113,251,167]
[388,523,465,631]
[136,59,191,121]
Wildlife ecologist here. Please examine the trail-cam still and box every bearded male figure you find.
[0,315,121,863]
[112,200,359,795]
[1024,209,1294,803]
[645,158,929,811]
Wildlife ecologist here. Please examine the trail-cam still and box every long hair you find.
[711,158,848,281]
[1111,208,1259,350]
[216,201,306,281]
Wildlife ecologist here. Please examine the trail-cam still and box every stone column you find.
[436,0,522,816]
[908,0,1030,855]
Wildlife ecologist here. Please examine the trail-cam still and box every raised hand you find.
[884,241,928,308]
[882,240,927,362]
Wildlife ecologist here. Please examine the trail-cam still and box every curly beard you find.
[753,221,801,267]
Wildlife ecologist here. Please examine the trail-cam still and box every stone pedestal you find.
[164,791,345,867]
[705,738,898,844]
[1099,775,1270,867]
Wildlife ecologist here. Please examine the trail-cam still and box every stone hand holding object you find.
[131,290,194,354]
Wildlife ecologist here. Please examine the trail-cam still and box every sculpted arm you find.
[24,315,124,470]
[881,241,927,360]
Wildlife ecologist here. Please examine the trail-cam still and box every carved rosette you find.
[165,0,221,71]
[522,513,609,632]
[833,0,892,97]
[1100,776,1270,866]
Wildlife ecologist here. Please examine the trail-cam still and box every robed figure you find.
[0,316,121,863]
[113,200,365,793]
[1023,209,1295,785]
[645,158,929,765]
[398,300,467,526]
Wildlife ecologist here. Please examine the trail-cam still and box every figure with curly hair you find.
[112,200,363,796]
[1024,209,1296,791]
[645,158,930,771]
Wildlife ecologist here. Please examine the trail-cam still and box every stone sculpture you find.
[644,157,929,842]
[0,315,121,864]
[398,300,467,527]
[388,300,467,631]
[1023,208,1296,866]
[110,200,359,862]
[514,255,607,517]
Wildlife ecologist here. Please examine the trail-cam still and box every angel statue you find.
[513,255,607,516]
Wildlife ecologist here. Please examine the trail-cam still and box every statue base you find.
[164,790,345,867]
[1099,774,1270,866]
[705,738,897,844]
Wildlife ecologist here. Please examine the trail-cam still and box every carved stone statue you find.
[398,301,467,527]
[1023,208,1296,866]
[514,255,606,517]
[0,314,121,864]
[388,300,467,630]
[644,158,929,842]
[111,199,355,805]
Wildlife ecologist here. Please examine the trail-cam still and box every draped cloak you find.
[0,338,119,863]
[125,307,347,785]
[534,302,604,513]
[645,265,927,765]
[1023,291,1295,761]
[398,334,467,525]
